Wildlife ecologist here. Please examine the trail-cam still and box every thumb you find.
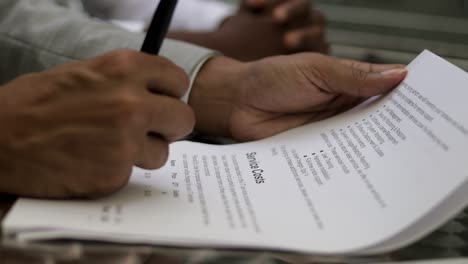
[321,58,407,97]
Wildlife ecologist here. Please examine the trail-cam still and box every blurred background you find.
[225,0,468,70]
[2,1,468,263]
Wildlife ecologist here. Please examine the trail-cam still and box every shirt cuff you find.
[181,53,218,103]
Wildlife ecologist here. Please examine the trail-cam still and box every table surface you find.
[1,194,467,264]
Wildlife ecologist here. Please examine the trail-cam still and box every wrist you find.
[189,56,250,138]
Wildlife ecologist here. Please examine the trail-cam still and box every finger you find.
[339,59,406,73]
[273,0,310,23]
[316,56,407,97]
[143,62,189,99]
[136,134,169,170]
[311,9,326,26]
[91,50,190,98]
[145,61,189,99]
[133,56,189,98]
[300,94,359,114]
[284,26,325,51]
[241,0,268,10]
[144,94,195,142]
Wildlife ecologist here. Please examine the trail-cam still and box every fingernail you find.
[381,68,407,76]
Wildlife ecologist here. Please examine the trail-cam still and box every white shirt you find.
[81,0,235,32]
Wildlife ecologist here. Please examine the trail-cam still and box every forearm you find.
[0,0,216,85]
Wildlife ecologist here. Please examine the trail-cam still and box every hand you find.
[168,0,327,61]
[168,10,286,61]
[243,0,329,53]
[190,54,406,142]
[0,50,194,198]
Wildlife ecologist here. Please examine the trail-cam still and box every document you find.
[3,50,468,255]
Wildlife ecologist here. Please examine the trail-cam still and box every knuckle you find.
[101,49,140,77]
[351,68,369,97]
[110,91,144,127]
[352,67,369,82]
[300,54,331,89]
[110,49,139,63]
[53,69,102,92]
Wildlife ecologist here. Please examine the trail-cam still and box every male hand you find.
[168,0,327,61]
[243,0,329,54]
[190,54,406,141]
[0,50,194,198]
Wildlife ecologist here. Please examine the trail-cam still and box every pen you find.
[141,0,178,55]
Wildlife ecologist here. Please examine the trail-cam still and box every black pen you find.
[141,0,178,55]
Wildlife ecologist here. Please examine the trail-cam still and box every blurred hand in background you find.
[174,0,328,61]
[83,0,328,61]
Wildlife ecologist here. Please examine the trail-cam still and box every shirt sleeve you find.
[0,0,219,103]
[81,0,157,23]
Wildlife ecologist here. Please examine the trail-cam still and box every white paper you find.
[4,51,468,255]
